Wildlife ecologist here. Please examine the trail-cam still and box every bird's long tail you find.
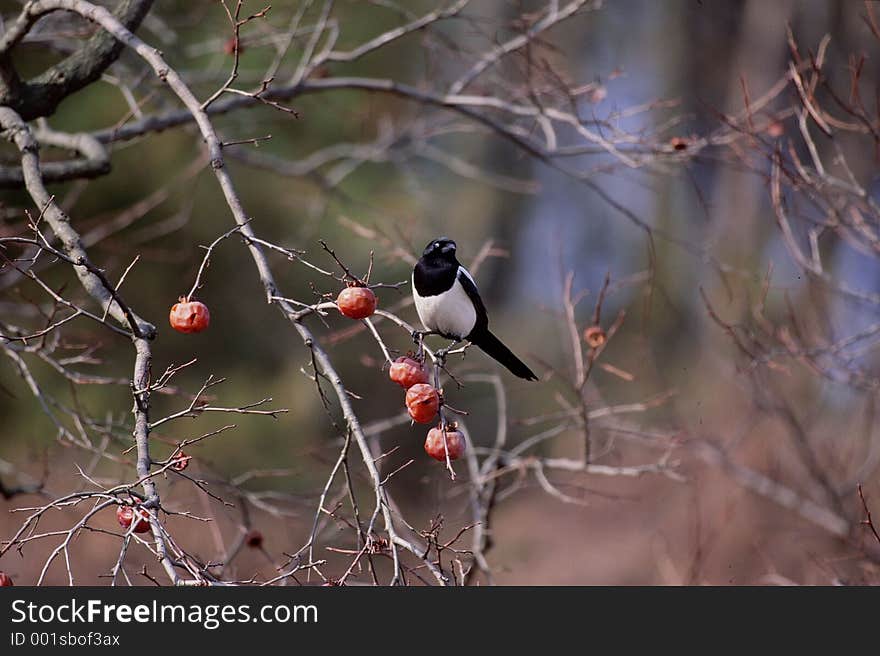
[471,329,538,381]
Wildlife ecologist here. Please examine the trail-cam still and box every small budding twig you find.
[319,239,365,285]
[100,255,140,323]
[221,134,272,148]
[202,1,276,112]
[317,242,407,293]
[186,223,248,301]
[365,251,374,284]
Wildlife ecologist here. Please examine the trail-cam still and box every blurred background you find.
[1,0,880,585]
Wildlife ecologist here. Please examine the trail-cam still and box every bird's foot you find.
[412,329,428,360]
[435,340,462,363]
[412,329,438,344]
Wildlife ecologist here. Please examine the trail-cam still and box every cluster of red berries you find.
[169,283,463,475]
[390,356,465,462]
[334,285,465,463]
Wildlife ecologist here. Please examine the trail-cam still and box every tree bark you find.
[0,0,154,119]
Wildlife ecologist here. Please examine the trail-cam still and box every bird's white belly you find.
[413,277,476,339]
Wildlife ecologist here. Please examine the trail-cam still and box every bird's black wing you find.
[456,267,489,337]
[457,267,537,380]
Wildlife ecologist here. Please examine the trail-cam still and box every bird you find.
[412,237,538,381]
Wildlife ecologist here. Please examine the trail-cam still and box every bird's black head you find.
[421,237,457,261]
[414,237,459,294]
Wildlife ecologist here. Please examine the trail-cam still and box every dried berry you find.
[405,384,440,423]
[424,424,466,461]
[583,325,606,349]
[169,298,210,334]
[337,286,377,320]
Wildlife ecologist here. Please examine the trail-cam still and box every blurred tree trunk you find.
[705,0,794,259]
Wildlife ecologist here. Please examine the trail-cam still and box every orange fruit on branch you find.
[116,503,151,534]
[244,529,263,548]
[336,286,377,319]
[424,424,466,461]
[405,383,440,423]
[170,451,191,472]
[169,298,210,334]
[389,356,429,389]
[583,325,606,349]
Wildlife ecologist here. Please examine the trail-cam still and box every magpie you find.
[412,237,538,381]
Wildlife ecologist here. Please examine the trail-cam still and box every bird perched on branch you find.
[412,237,538,381]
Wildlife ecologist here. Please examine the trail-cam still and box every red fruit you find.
[424,425,466,461]
[244,529,263,548]
[171,451,190,472]
[669,136,689,151]
[169,298,210,333]
[223,36,243,56]
[389,356,429,389]
[116,503,151,534]
[583,325,606,349]
[0,572,13,586]
[767,121,785,137]
[336,286,377,320]
[405,383,440,423]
